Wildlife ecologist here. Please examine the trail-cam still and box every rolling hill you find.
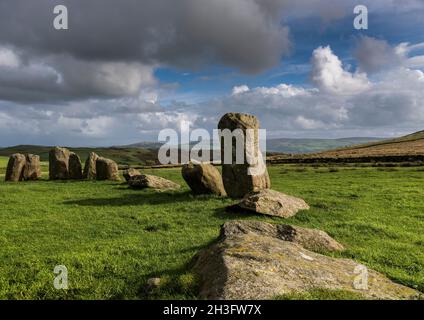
[0,145,158,166]
[268,130,424,163]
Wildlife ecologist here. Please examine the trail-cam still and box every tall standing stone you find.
[83,152,99,180]
[22,154,42,181]
[69,152,83,180]
[96,157,121,181]
[218,113,270,198]
[5,153,26,182]
[49,147,70,180]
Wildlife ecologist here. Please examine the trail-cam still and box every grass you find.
[0,157,423,299]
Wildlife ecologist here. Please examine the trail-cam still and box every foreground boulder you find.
[83,152,99,179]
[5,154,26,182]
[22,154,42,181]
[192,220,420,300]
[69,152,83,180]
[49,147,70,180]
[218,113,270,198]
[230,189,309,218]
[96,157,120,181]
[123,168,141,182]
[182,162,226,196]
[128,174,180,191]
[220,220,344,252]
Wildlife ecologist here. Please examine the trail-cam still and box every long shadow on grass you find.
[62,190,227,207]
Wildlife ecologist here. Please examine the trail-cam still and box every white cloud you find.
[311,46,370,95]
[232,85,250,95]
[0,46,20,68]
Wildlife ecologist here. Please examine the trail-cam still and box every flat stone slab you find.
[128,174,180,191]
[192,220,421,300]
[230,189,309,218]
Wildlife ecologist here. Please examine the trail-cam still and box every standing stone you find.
[22,154,42,181]
[218,113,270,198]
[5,153,26,182]
[83,152,99,179]
[96,157,120,181]
[69,152,83,180]
[182,162,226,196]
[49,147,70,180]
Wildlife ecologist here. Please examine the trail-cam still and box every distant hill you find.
[0,145,158,166]
[268,130,424,163]
[314,130,424,158]
[266,137,382,154]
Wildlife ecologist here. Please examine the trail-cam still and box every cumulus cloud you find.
[311,46,370,95]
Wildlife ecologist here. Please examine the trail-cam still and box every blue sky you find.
[0,0,423,146]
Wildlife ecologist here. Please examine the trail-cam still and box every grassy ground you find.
[0,156,423,299]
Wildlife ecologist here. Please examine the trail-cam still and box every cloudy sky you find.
[0,0,423,147]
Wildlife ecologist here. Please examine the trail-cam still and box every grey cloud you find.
[354,36,402,73]
[0,0,290,73]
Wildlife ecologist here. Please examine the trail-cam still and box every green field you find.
[0,156,423,299]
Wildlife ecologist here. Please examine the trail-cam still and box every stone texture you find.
[22,154,42,181]
[123,168,141,182]
[69,152,83,180]
[182,162,226,196]
[96,157,121,181]
[219,220,344,252]
[83,152,99,180]
[232,189,309,218]
[5,153,26,182]
[49,147,70,180]
[218,112,270,198]
[128,174,180,191]
[192,220,420,300]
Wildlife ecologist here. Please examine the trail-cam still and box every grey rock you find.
[49,147,70,180]
[96,157,121,181]
[192,220,420,300]
[128,174,180,190]
[182,162,226,196]
[5,153,26,182]
[234,189,309,218]
[218,112,270,198]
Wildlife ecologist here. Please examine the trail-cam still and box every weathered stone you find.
[123,168,141,182]
[83,152,99,180]
[96,157,121,181]
[219,220,344,252]
[69,152,83,180]
[49,147,70,180]
[218,112,270,198]
[22,154,42,181]
[128,174,180,190]
[182,162,226,196]
[232,189,309,218]
[192,221,420,300]
[5,153,26,182]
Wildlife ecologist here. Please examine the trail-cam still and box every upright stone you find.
[22,154,42,181]
[5,153,26,182]
[83,152,99,179]
[69,152,83,180]
[218,113,270,198]
[96,157,120,181]
[182,162,226,196]
[49,147,70,180]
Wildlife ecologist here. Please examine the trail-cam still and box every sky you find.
[0,0,423,147]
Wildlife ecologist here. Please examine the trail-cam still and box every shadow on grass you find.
[62,189,232,207]
[62,190,199,207]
